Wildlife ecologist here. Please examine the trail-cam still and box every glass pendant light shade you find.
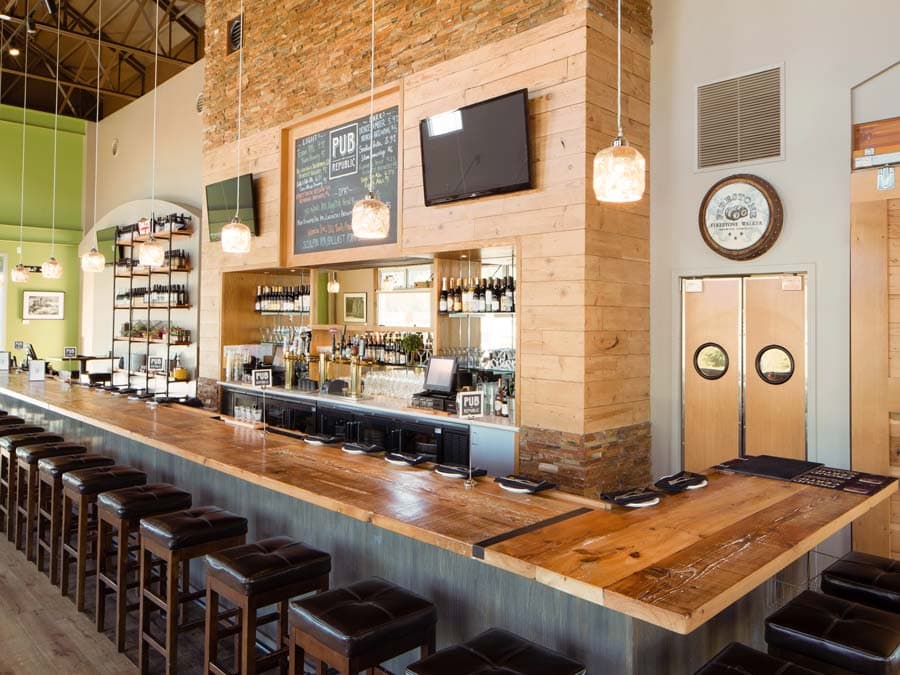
[11,264,30,283]
[327,272,340,294]
[41,256,63,279]
[138,238,165,268]
[351,192,390,239]
[221,217,252,254]
[81,247,106,272]
[593,136,646,203]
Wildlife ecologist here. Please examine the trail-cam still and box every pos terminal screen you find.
[424,356,457,394]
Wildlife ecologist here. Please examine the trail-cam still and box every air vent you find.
[697,66,782,169]
[227,16,243,54]
[195,92,205,114]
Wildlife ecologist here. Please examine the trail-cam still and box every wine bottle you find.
[494,378,504,416]
[439,278,448,314]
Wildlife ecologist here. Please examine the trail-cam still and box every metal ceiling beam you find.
[3,16,193,65]
[0,64,138,99]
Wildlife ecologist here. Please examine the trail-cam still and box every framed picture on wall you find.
[343,292,367,323]
[23,291,64,320]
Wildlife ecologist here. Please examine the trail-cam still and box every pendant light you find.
[42,3,63,279]
[220,0,251,254]
[12,1,31,284]
[350,0,389,240]
[138,1,165,268]
[592,0,645,203]
[81,0,106,273]
[326,271,340,294]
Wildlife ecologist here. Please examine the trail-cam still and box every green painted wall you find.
[0,104,84,359]
[0,104,85,232]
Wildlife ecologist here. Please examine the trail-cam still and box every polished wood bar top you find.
[1,374,894,634]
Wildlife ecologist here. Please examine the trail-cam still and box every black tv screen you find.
[205,173,258,242]
[419,89,532,206]
[424,356,458,394]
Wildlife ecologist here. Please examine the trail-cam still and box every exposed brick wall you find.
[203,0,651,153]
[520,422,651,496]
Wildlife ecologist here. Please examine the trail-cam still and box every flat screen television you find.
[423,356,458,394]
[205,173,258,242]
[419,89,532,207]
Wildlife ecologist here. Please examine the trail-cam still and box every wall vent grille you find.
[697,66,782,169]
[227,16,243,54]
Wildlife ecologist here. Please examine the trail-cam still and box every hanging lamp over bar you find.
[351,0,390,240]
[81,0,106,272]
[221,0,251,254]
[43,0,63,279]
[593,0,646,203]
[12,1,31,284]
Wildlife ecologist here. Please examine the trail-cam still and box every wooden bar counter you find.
[0,373,894,672]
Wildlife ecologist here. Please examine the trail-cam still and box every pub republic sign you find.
[294,106,400,254]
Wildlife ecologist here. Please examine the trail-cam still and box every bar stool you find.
[37,453,114,584]
[204,536,331,675]
[694,642,819,675]
[61,465,147,611]
[288,577,436,675]
[766,590,900,673]
[821,551,900,614]
[139,506,248,675]
[0,424,45,538]
[96,483,193,652]
[14,442,86,560]
[406,628,586,675]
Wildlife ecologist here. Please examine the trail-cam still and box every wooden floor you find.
[0,536,135,674]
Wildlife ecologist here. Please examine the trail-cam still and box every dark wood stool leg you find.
[36,473,48,574]
[279,600,289,675]
[13,461,27,553]
[241,596,258,675]
[139,542,152,675]
[60,489,74,597]
[204,584,219,675]
[165,551,179,675]
[288,628,304,675]
[114,519,132,652]
[49,477,63,585]
[23,464,38,561]
[74,494,90,612]
[95,515,111,632]
[6,451,17,542]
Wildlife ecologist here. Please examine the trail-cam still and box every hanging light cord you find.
[91,0,102,230]
[49,1,62,259]
[17,0,30,267]
[367,0,375,194]
[234,0,243,220]
[616,0,622,137]
[149,0,159,223]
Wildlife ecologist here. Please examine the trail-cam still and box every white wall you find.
[82,60,204,225]
[853,61,900,125]
[650,1,900,476]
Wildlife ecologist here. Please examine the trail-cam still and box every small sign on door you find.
[252,369,272,388]
[64,346,78,359]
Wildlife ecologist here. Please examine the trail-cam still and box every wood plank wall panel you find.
[582,13,651,434]
[887,197,900,558]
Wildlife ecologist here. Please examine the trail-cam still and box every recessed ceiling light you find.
[0,13,11,21]
[8,46,20,56]
[461,254,468,259]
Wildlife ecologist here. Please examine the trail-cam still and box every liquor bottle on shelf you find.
[454,278,463,313]
[506,276,515,313]
[255,286,262,312]
[494,378,504,416]
[491,278,501,312]
[501,381,510,417]
[439,278,448,314]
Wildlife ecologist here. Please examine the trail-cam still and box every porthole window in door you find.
[756,345,794,385]
[693,342,729,380]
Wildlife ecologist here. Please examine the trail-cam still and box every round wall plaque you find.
[698,174,783,260]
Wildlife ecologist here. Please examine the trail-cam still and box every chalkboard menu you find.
[294,106,399,254]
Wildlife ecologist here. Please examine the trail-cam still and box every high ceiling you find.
[0,0,204,121]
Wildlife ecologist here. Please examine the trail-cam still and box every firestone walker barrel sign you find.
[294,106,399,254]
[699,174,783,261]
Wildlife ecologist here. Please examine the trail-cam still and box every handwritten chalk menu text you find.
[294,106,399,253]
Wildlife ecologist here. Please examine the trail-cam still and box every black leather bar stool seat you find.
[139,506,248,674]
[1,432,64,450]
[822,551,900,614]
[61,465,147,611]
[205,536,331,674]
[766,590,900,675]
[14,442,86,560]
[96,484,192,653]
[0,424,45,539]
[406,628,586,675]
[0,415,26,426]
[694,642,821,675]
[288,577,436,675]
[37,453,114,583]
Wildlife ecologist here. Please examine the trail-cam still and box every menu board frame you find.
[282,82,404,268]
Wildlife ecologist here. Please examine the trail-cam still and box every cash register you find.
[411,356,459,414]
